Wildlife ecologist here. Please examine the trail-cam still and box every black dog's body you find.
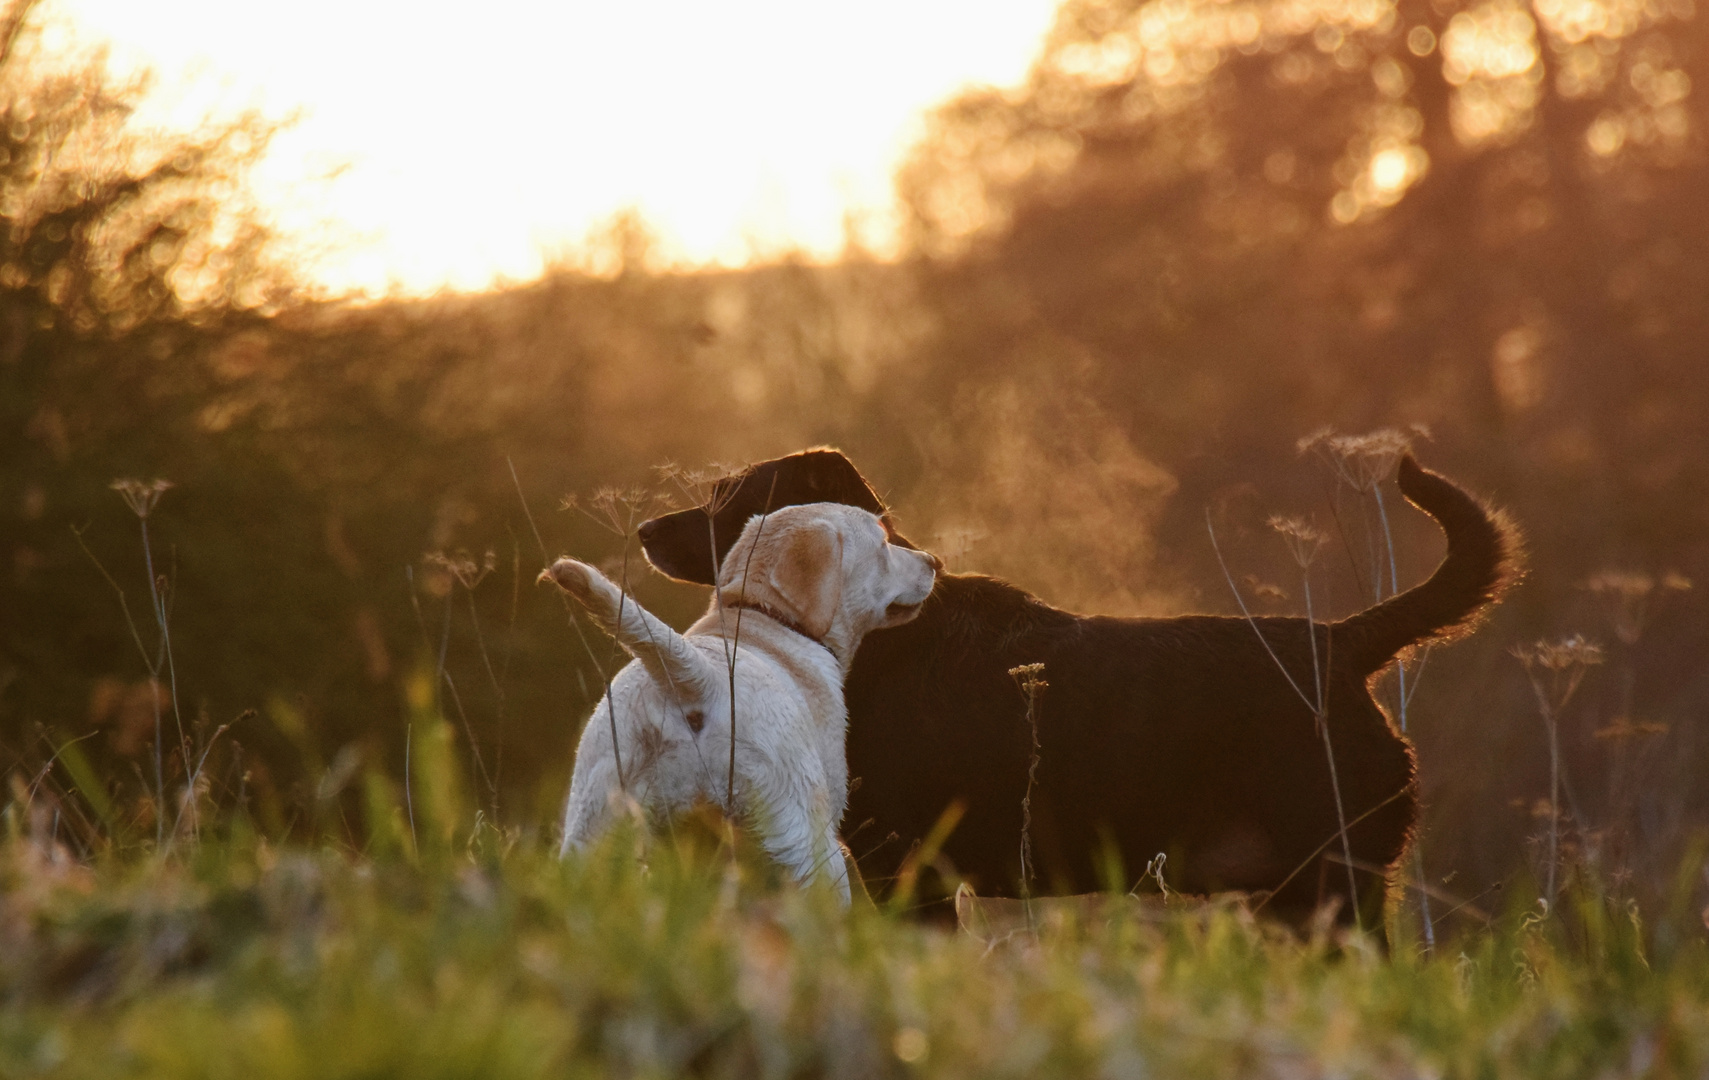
[638,450,1519,922]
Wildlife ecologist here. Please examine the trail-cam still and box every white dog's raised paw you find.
[542,557,595,597]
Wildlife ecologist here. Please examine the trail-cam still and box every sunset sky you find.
[50,0,1060,296]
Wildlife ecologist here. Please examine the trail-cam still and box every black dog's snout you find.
[636,518,661,542]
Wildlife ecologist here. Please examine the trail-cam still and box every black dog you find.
[638,449,1520,924]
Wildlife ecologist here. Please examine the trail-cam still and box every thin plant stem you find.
[169,720,233,845]
[1010,665,1047,933]
[1252,786,1410,916]
[463,584,505,814]
[70,525,152,668]
[1210,508,1360,931]
[1205,512,1314,711]
[441,668,495,797]
[1544,703,1560,907]
[139,518,191,836]
[725,474,780,810]
[25,731,100,805]
[1302,568,1361,932]
[507,457,623,792]
[404,721,416,849]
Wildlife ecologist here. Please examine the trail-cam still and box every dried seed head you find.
[1513,634,1603,714]
[657,461,742,516]
[423,550,494,592]
[111,478,174,518]
[1298,425,1426,492]
[1268,514,1328,568]
[1513,634,1604,672]
[1583,569,1692,645]
[570,485,671,537]
[1008,662,1048,696]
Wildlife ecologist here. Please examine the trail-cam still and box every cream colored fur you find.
[547,502,938,903]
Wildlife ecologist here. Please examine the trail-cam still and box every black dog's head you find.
[640,448,914,585]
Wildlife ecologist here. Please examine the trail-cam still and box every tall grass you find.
[2,808,1707,1079]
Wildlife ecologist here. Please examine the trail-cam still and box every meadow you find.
[5,0,1709,1072]
[3,803,1707,1079]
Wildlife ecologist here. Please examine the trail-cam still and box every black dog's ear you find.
[786,449,888,515]
[636,506,719,585]
[638,448,892,586]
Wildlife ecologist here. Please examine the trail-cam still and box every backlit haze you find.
[50,0,1060,296]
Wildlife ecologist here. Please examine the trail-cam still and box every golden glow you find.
[1439,0,1542,144]
[1368,147,1411,191]
[50,0,1059,296]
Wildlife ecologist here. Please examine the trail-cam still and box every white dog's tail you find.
[544,558,720,700]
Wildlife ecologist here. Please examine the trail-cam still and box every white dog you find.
[546,502,939,902]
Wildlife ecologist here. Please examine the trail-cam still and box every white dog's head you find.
[545,503,938,683]
[715,502,939,660]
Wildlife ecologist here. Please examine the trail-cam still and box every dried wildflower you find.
[110,478,174,518]
[423,549,496,592]
[1513,634,1603,716]
[1268,514,1328,569]
[1008,662,1048,899]
[565,486,666,538]
[1513,633,1604,673]
[1298,426,1426,492]
[1514,633,1601,910]
[656,461,742,518]
[1008,662,1048,696]
[1583,569,1692,645]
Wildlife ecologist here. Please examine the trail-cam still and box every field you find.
[3,819,1708,1080]
[6,0,1709,1073]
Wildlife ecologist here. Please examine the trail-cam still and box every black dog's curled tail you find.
[1333,455,1525,678]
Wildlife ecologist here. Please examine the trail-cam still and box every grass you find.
[1,810,1707,1079]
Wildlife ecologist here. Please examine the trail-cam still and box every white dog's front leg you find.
[753,782,851,907]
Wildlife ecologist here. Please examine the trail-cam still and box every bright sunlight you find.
[51,0,1060,296]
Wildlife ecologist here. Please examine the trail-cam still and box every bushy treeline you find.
[0,0,1706,917]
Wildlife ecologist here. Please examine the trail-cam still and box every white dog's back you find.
[547,502,938,903]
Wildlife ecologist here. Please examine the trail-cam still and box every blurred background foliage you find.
[0,0,1705,906]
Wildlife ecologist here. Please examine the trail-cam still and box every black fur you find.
[639,449,1521,924]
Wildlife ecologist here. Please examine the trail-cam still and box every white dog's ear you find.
[722,516,843,641]
[543,558,718,699]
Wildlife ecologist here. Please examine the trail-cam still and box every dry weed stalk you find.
[1009,662,1047,929]
[1208,501,1362,931]
[657,462,765,812]
[1581,570,1688,870]
[97,478,185,846]
[1272,515,1362,929]
[1513,634,1604,909]
[1301,426,1438,944]
[721,474,780,808]
[422,549,501,806]
[508,457,626,801]
[1582,570,1691,648]
[562,485,674,797]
